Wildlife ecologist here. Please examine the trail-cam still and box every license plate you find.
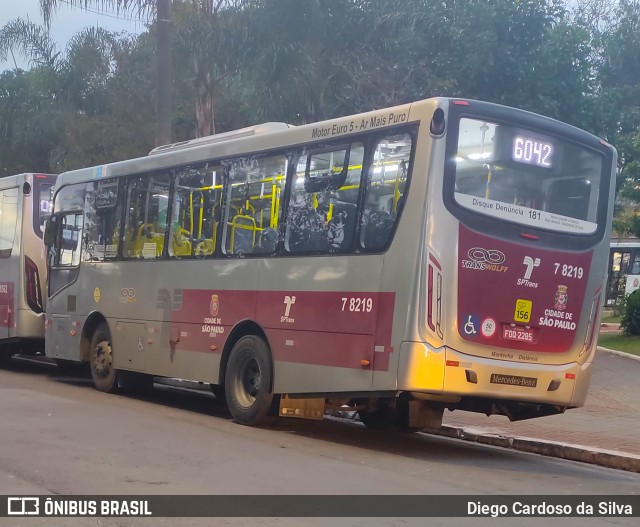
[490,374,537,388]
[514,299,532,323]
[502,325,536,343]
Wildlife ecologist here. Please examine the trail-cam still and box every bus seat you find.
[194,222,217,257]
[327,203,356,250]
[288,208,325,252]
[131,223,152,257]
[195,239,215,256]
[363,210,394,250]
[256,228,278,253]
[230,215,256,254]
[172,228,192,257]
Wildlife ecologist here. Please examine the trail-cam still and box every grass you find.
[598,332,640,356]
[600,314,622,325]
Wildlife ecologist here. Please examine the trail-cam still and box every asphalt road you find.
[0,357,638,527]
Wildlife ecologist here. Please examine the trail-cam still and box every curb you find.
[598,346,640,362]
[426,425,640,473]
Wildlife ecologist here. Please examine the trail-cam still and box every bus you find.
[43,98,616,429]
[606,238,640,305]
[0,173,56,357]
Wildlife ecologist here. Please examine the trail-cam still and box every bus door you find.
[45,211,84,360]
[0,186,19,340]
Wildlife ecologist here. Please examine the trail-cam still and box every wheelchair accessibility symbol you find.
[463,314,480,336]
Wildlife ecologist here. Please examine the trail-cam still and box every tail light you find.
[24,256,43,313]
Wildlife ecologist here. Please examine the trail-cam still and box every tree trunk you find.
[155,0,172,146]
[195,71,214,137]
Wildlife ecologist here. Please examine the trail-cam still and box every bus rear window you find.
[454,118,603,234]
[33,181,54,238]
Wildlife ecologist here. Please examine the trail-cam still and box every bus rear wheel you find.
[224,335,274,426]
[89,322,118,393]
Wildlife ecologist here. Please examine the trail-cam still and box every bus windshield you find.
[454,117,603,235]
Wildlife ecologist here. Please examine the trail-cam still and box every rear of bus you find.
[402,100,616,421]
[15,174,55,352]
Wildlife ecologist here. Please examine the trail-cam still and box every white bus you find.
[44,98,616,429]
[0,173,56,357]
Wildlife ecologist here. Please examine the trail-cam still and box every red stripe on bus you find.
[169,289,396,371]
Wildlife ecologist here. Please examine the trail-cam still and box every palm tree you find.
[0,18,60,69]
[39,1,249,141]
[38,1,169,144]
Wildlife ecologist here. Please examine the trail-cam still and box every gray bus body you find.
[44,98,616,427]
[0,173,55,354]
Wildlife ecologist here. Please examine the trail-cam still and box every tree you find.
[172,0,249,136]
[38,0,171,143]
[0,68,61,175]
[0,17,156,173]
[39,1,254,140]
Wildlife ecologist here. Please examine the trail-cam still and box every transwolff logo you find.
[461,247,508,273]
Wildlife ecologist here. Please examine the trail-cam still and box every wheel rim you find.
[93,340,112,378]
[232,353,261,409]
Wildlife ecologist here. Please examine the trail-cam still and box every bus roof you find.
[0,173,57,189]
[148,122,292,155]
[611,238,640,249]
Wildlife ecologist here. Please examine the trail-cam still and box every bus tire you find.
[224,335,274,426]
[89,322,118,393]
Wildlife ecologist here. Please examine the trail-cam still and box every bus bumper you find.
[397,341,589,408]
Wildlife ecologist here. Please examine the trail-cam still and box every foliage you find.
[0,0,638,192]
[620,290,640,336]
[38,0,156,27]
[172,0,250,136]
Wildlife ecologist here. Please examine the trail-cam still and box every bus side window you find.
[222,154,287,256]
[123,173,171,259]
[360,132,413,252]
[169,163,224,258]
[285,143,363,254]
[83,179,122,262]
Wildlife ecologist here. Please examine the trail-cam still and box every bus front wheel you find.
[89,322,118,393]
[224,335,274,426]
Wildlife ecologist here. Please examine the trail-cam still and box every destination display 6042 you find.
[512,134,554,168]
